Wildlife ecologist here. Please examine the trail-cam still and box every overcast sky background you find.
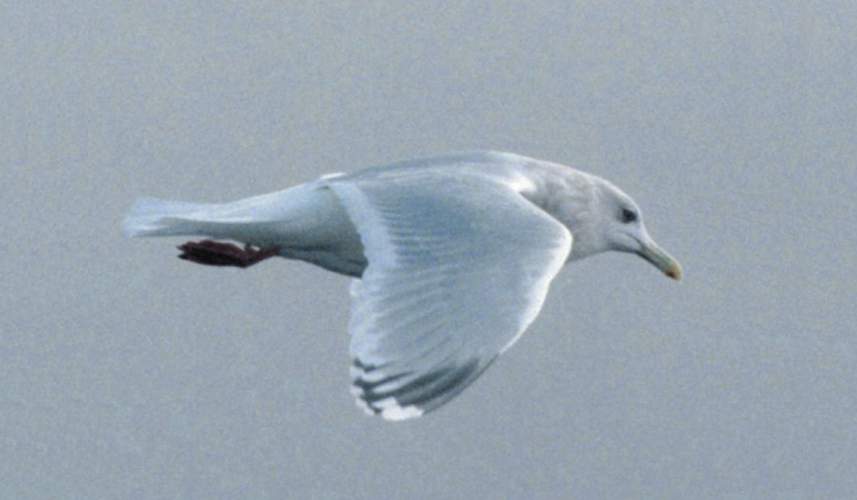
[2,2,856,499]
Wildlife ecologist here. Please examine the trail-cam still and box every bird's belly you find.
[272,185,367,277]
[282,246,366,277]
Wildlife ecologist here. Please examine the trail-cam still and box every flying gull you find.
[123,151,682,421]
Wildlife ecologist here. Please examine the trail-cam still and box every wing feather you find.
[328,171,571,420]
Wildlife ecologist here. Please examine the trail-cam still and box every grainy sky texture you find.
[2,2,857,499]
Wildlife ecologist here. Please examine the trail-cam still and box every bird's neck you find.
[519,161,605,261]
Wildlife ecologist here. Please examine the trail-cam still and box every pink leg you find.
[177,240,281,268]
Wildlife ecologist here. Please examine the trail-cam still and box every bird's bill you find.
[637,239,683,281]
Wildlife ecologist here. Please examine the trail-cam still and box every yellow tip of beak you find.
[638,238,682,282]
[665,262,683,281]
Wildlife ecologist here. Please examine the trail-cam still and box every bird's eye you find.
[620,208,637,223]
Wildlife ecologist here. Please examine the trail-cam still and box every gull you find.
[123,151,682,421]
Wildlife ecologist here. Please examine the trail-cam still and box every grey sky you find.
[2,1,856,498]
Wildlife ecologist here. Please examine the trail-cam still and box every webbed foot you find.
[177,240,280,268]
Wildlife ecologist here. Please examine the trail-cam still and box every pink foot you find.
[177,240,280,268]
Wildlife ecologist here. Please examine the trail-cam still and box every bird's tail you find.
[122,197,217,238]
[123,182,340,246]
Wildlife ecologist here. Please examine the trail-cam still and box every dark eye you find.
[620,208,637,223]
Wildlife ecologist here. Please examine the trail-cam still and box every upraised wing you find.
[327,170,572,420]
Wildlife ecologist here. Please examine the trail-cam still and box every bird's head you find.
[551,172,682,280]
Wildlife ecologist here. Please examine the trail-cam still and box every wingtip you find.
[380,403,424,421]
[350,381,425,421]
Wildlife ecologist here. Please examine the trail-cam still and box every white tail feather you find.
[122,197,214,237]
[123,182,350,249]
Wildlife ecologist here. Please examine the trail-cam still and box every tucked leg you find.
[177,240,280,268]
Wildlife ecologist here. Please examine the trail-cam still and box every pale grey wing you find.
[327,173,572,420]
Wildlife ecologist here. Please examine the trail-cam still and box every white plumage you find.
[124,151,681,420]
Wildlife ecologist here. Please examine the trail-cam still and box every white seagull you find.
[123,151,682,421]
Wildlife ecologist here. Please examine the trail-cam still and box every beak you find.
[636,237,683,281]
